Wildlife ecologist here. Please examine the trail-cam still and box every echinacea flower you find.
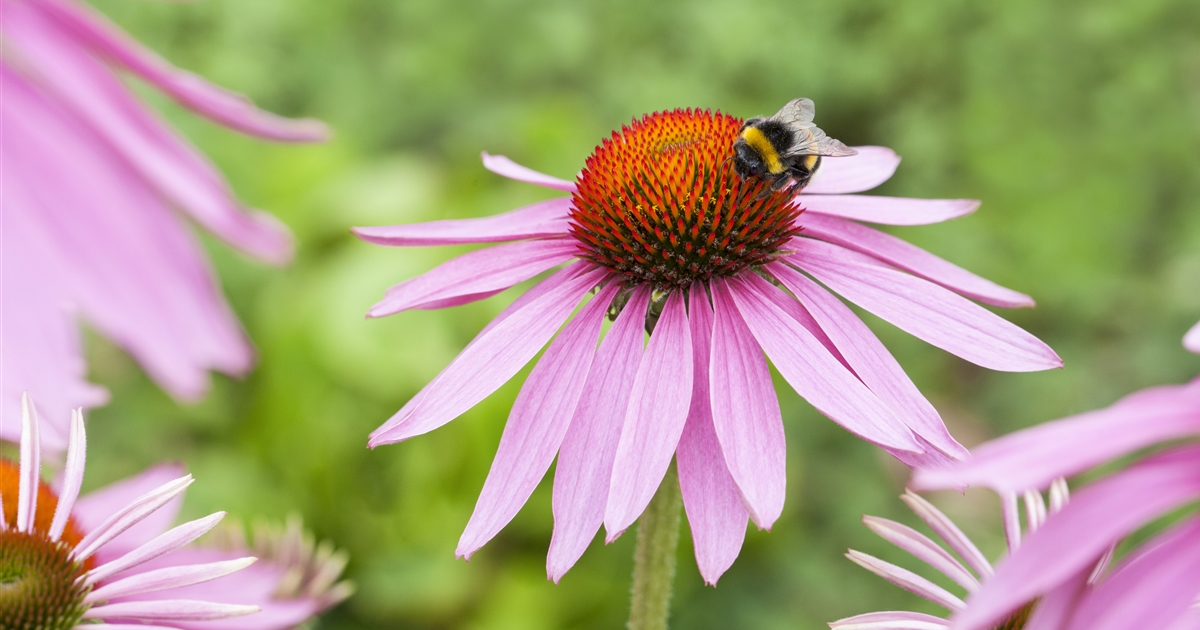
[356,107,1061,583]
[1185,320,1200,353]
[914,378,1200,630]
[832,484,1105,630]
[0,0,329,451]
[0,394,258,627]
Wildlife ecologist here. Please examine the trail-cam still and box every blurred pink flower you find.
[0,394,351,629]
[832,484,1105,630]
[356,108,1060,584]
[0,0,329,452]
[1186,320,1200,353]
[914,378,1200,630]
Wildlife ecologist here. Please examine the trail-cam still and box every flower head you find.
[0,0,329,451]
[913,378,1200,630]
[1185,320,1200,353]
[355,105,1060,584]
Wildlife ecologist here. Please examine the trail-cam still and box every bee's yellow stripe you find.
[741,127,784,175]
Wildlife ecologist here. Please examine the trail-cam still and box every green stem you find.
[627,465,683,630]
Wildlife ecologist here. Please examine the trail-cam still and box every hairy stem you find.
[627,465,683,630]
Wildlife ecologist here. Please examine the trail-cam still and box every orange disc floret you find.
[569,108,803,288]
[0,460,89,554]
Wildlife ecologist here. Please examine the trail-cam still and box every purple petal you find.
[788,238,1061,372]
[862,516,979,591]
[1021,566,1090,630]
[547,288,650,581]
[85,558,258,604]
[798,213,1035,308]
[900,491,993,579]
[604,291,694,540]
[721,274,922,454]
[802,146,900,194]
[846,550,966,611]
[4,5,292,262]
[49,409,87,541]
[769,262,967,463]
[368,265,606,446]
[1185,320,1200,354]
[73,464,187,563]
[352,197,573,247]
[367,238,577,317]
[676,283,749,585]
[802,195,979,226]
[1065,516,1200,630]
[708,280,787,529]
[74,476,194,562]
[482,152,577,192]
[953,445,1200,630]
[456,283,617,559]
[831,611,951,629]
[83,600,259,622]
[17,394,41,533]
[85,512,227,586]
[913,381,1200,494]
[36,0,328,142]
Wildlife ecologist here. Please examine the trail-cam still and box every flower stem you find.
[627,465,683,630]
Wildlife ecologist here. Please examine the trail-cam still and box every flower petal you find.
[1022,566,1090,630]
[846,550,966,611]
[831,611,951,630]
[457,283,617,559]
[352,197,573,247]
[900,491,993,579]
[72,464,187,563]
[3,5,292,262]
[802,146,900,194]
[83,600,259,622]
[798,213,1034,308]
[367,238,578,317]
[35,0,329,142]
[1065,516,1200,630]
[788,238,1061,372]
[768,262,967,463]
[17,394,41,533]
[1185,320,1200,354]
[676,283,749,585]
[85,512,227,586]
[368,265,606,446]
[708,280,787,529]
[913,382,1200,494]
[953,445,1200,630]
[722,274,922,454]
[73,476,194,562]
[85,558,258,604]
[49,409,86,541]
[482,152,577,192]
[802,195,979,226]
[605,291,694,540]
[862,516,979,592]
[547,288,650,581]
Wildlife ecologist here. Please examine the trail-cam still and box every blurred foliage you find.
[77,0,1200,628]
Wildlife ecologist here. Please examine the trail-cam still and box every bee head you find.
[732,140,765,179]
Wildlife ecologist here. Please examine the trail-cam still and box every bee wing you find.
[783,125,858,158]
[769,98,816,126]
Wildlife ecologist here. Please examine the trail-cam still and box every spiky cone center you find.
[0,461,93,630]
[569,109,803,289]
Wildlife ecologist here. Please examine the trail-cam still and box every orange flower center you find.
[569,109,803,289]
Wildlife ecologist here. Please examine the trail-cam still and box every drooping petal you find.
[1022,566,1090,630]
[85,512,227,586]
[845,550,966,611]
[788,238,1061,372]
[368,265,606,446]
[862,516,979,592]
[708,279,787,529]
[798,213,1034,308]
[547,288,650,581]
[482,152,577,192]
[676,283,749,585]
[352,198,573,247]
[768,262,967,463]
[803,147,900,195]
[72,464,187,562]
[830,611,950,630]
[367,238,578,317]
[605,291,694,540]
[953,445,1200,630]
[457,283,617,559]
[85,558,258,605]
[1185,320,1200,353]
[913,381,1200,494]
[721,274,921,453]
[49,409,87,541]
[1064,516,1200,630]
[35,0,329,142]
[802,195,979,226]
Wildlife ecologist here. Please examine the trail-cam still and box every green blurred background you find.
[80,0,1200,628]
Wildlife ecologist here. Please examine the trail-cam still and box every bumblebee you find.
[732,98,857,195]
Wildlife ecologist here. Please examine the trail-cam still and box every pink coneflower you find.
[0,394,258,627]
[914,378,1200,630]
[0,0,329,451]
[356,107,1061,583]
[832,484,1100,630]
[1185,321,1200,353]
